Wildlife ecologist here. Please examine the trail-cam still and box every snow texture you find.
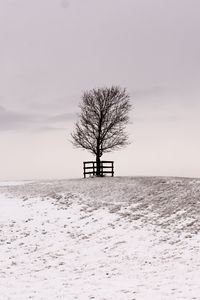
[0,177,200,299]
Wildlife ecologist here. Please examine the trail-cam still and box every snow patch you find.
[0,177,200,299]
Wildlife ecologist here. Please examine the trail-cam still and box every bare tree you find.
[71,86,132,176]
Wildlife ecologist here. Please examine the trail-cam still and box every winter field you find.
[0,177,200,300]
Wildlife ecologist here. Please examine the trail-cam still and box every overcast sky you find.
[0,0,200,180]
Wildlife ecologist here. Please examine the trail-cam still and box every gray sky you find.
[1,0,200,180]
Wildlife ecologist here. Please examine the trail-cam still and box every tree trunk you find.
[96,154,101,176]
[96,137,101,176]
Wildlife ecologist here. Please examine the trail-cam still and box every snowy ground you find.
[0,177,200,300]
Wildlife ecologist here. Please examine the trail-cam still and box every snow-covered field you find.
[0,177,199,300]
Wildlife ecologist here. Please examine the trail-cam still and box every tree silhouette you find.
[71,86,131,176]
